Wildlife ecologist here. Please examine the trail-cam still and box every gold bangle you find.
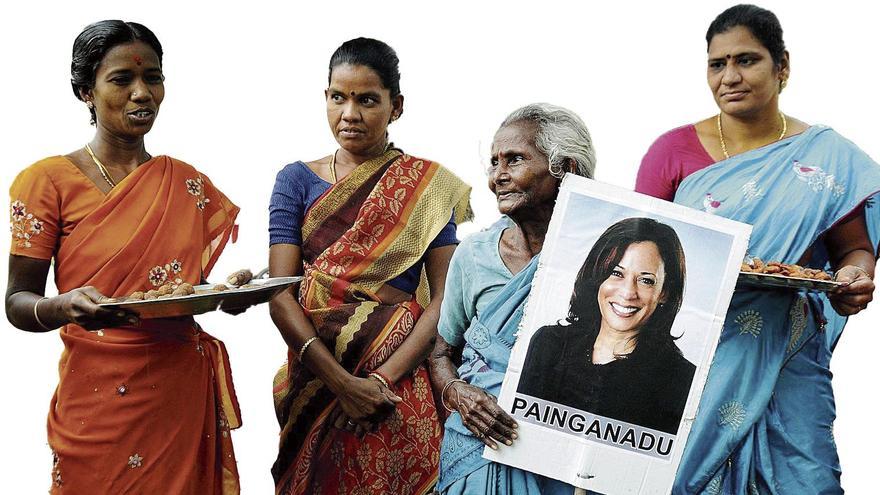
[367,371,392,389]
[33,297,54,331]
[298,336,320,362]
[441,378,466,413]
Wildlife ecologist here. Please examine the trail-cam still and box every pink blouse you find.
[635,124,716,200]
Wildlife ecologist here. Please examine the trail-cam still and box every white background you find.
[1,1,877,492]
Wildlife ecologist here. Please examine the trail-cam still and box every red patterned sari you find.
[9,156,241,493]
[272,149,471,495]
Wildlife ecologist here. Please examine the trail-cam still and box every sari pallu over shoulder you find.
[272,149,471,495]
[299,148,472,308]
[438,256,538,492]
[47,155,241,494]
[55,156,238,295]
[671,126,880,494]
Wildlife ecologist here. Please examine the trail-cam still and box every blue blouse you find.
[269,161,458,294]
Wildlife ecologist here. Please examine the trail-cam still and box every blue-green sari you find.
[673,126,880,494]
[438,255,576,494]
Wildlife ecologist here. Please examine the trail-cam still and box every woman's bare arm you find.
[374,245,455,382]
[427,317,518,449]
[268,244,400,430]
[427,333,463,403]
[825,210,876,315]
[6,254,136,331]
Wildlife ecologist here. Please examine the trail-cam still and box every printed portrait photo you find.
[516,216,696,436]
[487,175,750,492]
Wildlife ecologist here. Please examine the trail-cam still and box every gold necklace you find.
[328,151,337,183]
[329,142,396,183]
[717,112,787,160]
[84,143,117,188]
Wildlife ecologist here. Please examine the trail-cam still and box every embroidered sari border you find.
[306,157,470,307]
[334,301,379,359]
[345,164,439,281]
[353,164,470,292]
[301,149,402,242]
[208,339,241,429]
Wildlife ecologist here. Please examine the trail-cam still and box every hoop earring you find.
[549,164,565,179]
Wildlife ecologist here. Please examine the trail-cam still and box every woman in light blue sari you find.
[428,103,596,495]
[636,5,880,494]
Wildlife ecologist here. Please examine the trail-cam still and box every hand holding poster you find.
[485,174,751,493]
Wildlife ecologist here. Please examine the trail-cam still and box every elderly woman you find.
[635,4,880,493]
[5,21,241,493]
[428,103,596,494]
[268,38,471,495]
[518,217,695,435]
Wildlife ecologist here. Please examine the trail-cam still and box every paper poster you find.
[484,174,751,494]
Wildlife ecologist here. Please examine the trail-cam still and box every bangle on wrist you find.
[441,378,466,413]
[298,336,320,362]
[367,370,394,390]
[33,297,54,331]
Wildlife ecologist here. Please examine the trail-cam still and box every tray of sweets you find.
[98,276,301,318]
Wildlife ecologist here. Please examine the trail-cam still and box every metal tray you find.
[737,272,843,292]
[98,276,301,318]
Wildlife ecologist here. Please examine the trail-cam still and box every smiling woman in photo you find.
[517,217,695,435]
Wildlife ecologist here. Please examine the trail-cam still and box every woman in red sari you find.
[5,21,241,493]
[269,38,471,494]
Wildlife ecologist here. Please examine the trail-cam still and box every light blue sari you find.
[673,126,880,494]
[439,256,576,495]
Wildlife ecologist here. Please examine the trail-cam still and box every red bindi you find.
[133,55,143,65]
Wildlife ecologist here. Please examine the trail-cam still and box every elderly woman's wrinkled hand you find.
[448,381,518,450]
[830,265,874,316]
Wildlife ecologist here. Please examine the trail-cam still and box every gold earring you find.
[86,101,94,109]
[780,79,788,90]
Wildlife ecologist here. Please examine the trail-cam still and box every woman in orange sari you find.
[5,21,241,493]
[269,38,471,494]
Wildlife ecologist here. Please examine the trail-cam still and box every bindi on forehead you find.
[133,55,143,66]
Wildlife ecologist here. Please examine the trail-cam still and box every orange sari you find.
[9,155,241,494]
[271,149,471,495]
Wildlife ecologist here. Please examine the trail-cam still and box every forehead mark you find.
[133,55,143,65]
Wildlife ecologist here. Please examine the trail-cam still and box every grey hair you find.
[499,103,596,179]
